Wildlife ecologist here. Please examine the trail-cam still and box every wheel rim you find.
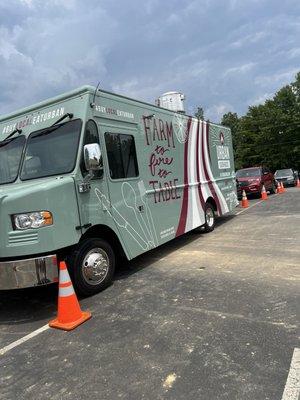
[82,248,110,286]
[206,207,214,227]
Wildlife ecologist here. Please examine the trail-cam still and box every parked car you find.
[236,167,276,197]
[274,168,298,187]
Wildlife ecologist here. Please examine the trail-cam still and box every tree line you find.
[196,72,300,172]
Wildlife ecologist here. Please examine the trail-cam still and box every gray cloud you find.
[0,0,300,121]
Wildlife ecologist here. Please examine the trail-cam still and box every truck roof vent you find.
[155,91,185,114]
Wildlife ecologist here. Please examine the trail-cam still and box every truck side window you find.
[81,120,102,178]
[105,133,139,179]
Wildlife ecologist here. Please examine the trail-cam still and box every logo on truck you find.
[1,107,65,135]
[220,131,225,145]
[142,116,181,204]
[173,114,189,143]
[210,128,231,170]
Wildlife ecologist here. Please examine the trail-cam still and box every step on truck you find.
[0,86,238,296]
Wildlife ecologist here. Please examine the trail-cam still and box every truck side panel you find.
[92,94,237,260]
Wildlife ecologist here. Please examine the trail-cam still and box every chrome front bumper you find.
[0,255,58,290]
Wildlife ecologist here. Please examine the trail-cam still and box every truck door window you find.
[105,133,139,179]
[81,120,102,178]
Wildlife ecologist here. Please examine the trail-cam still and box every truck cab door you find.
[75,119,113,236]
[100,122,156,259]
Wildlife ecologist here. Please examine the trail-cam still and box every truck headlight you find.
[13,211,53,230]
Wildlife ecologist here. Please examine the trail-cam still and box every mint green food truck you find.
[0,86,238,296]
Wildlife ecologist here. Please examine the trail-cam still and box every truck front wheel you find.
[67,238,115,297]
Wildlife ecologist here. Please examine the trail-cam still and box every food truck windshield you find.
[0,119,82,184]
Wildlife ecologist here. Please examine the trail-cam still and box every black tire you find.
[67,238,115,297]
[203,203,215,233]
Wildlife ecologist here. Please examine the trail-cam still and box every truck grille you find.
[8,231,39,245]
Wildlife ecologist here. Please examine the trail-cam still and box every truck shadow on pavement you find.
[0,285,57,327]
[0,214,235,327]
[115,214,235,280]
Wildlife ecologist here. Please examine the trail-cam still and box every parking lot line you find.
[235,199,265,215]
[281,348,300,400]
[0,324,49,356]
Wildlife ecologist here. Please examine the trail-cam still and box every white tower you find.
[156,91,185,113]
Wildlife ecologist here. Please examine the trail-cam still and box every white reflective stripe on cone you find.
[59,285,75,297]
[59,269,71,284]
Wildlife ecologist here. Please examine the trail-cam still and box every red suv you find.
[236,167,276,197]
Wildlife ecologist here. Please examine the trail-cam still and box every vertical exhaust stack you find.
[156,91,186,114]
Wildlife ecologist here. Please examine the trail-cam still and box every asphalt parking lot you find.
[0,188,299,400]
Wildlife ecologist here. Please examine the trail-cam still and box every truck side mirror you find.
[84,143,102,171]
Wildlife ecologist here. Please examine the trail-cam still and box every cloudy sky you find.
[0,0,299,121]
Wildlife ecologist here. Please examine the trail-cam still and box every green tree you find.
[220,72,300,171]
[194,106,204,120]
[221,111,239,149]
[221,111,241,166]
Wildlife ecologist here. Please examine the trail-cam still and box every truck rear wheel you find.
[67,238,115,297]
[203,203,215,233]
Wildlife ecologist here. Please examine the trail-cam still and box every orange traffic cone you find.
[296,178,300,188]
[281,182,285,193]
[49,261,91,331]
[276,182,281,193]
[277,182,284,193]
[261,185,268,200]
[241,190,249,208]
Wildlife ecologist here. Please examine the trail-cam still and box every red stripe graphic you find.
[176,117,192,236]
[202,122,221,214]
[207,122,211,163]
[196,119,205,209]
